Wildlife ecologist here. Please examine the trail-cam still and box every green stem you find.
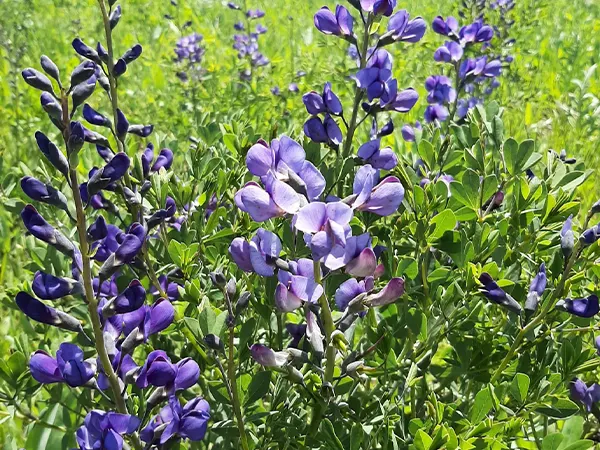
[68,167,143,450]
[308,260,336,435]
[228,325,250,450]
[490,242,581,384]
[340,14,372,160]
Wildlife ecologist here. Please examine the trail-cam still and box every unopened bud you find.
[209,271,226,288]
[226,278,237,298]
[236,292,251,314]
[204,334,224,352]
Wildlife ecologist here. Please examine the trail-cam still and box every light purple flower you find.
[275,258,323,312]
[434,41,464,63]
[352,165,404,216]
[314,5,354,37]
[386,10,426,43]
[357,139,398,170]
[294,202,353,260]
[250,344,288,367]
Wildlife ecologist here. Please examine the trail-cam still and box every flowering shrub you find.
[3,0,600,449]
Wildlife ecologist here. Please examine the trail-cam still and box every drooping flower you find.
[32,271,83,300]
[229,229,282,277]
[385,9,426,43]
[250,344,289,367]
[556,295,600,318]
[15,291,82,332]
[30,343,95,387]
[303,82,343,116]
[21,205,75,256]
[313,5,354,37]
[360,0,397,17]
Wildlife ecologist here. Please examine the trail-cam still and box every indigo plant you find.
[228,1,269,82]
[5,0,600,448]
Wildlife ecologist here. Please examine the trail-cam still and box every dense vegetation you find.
[1,0,600,448]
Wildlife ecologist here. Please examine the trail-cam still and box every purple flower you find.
[275,258,323,312]
[245,136,325,200]
[556,295,599,318]
[30,343,95,387]
[424,104,449,123]
[459,21,494,44]
[459,57,502,80]
[174,33,205,64]
[360,0,396,17]
[83,103,111,127]
[352,165,404,216]
[580,224,600,246]
[385,10,426,43]
[335,276,405,310]
[313,5,354,37]
[250,344,288,367]
[141,397,210,444]
[295,202,353,260]
[434,41,464,63]
[288,82,299,93]
[431,16,459,36]
[21,205,75,256]
[16,292,82,332]
[136,350,199,392]
[233,228,282,277]
[246,9,265,19]
[525,263,546,313]
[87,152,130,196]
[384,87,419,113]
[235,179,300,222]
[425,75,456,104]
[570,379,600,412]
[32,271,82,300]
[102,280,146,316]
[150,275,181,301]
[271,86,281,96]
[152,148,174,172]
[479,273,522,314]
[302,82,343,115]
[401,121,422,142]
[357,139,398,170]
[304,115,343,146]
[355,50,394,102]
[76,411,141,450]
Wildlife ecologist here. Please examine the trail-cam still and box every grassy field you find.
[1,0,600,447]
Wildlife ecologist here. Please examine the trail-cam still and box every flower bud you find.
[204,334,224,352]
[40,55,60,82]
[35,132,69,177]
[22,68,54,94]
[21,176,69,211]
[286,366,304,384]
[122,44,143,64]
[87,215,108,241]
[109,5,122,29]
[226,278,237,298]
[21,205,75,256]
[83,104,111,128]
[87,153,130,196]
[209,271,227,288]
[72,38,101,63]
[114,59,127,77]
[40,93,63,120]
[236,291,251,315]
[116,109,129,140]
[32,271,83,300]
[72,81,96,111]
[70,61,96,87]
[68,121,86,155]
[16,292,82,332]
[127,124,153,137]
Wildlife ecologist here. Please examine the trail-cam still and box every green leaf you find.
[418,140,436,170]
[414,429,433,450]
[245,371,271,405]
[558,416,585,449]
[560,441,595,450]
[396,257,418,279]
[429,210,457,240]
[470,387,493,423]
[320,418,344,450]
[542,434,564,450]
[509,373,530,403]
[536,398,579,418]
[350,422,364,450]
[167,240,185,267]
[199,304,216,336]
[25,404,65,450]
[503,138,519,175]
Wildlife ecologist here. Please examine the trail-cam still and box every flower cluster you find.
[311,2,424,152]
[17,3,209,448]
[174,32,206,82]
[228,2,269,81]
